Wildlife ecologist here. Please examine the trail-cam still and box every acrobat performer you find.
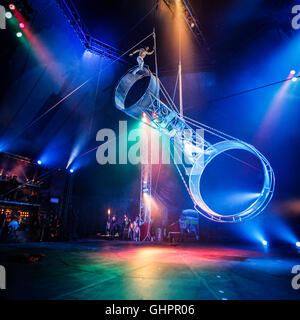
[129,46,154,75]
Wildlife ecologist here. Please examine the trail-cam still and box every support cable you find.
[207,75,300,104]
[184,118,260,171]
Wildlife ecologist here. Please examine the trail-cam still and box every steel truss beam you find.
[162,0,209,50]
[56,0,127,63]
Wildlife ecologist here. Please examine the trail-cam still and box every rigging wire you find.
[17,32,156,135]
[158,79,180,113]
[22,78,91,132]
[207,75,300,104]
[184,118,260,171]
[119,3,157,43]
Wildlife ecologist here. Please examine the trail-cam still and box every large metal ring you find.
[189,140,275,222]
[114,67,159,118]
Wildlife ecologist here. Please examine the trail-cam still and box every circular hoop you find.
[189,140,275,222]
[114,67,159,118]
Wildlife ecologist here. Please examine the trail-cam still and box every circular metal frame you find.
[115,66,159,118]
[114,68,275,223]
[189,140,275,222]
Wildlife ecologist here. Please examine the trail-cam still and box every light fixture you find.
[8,3,16,11]
[16,32,22,38]
[262,240,268,246]
[19,22,25,29]
[296,242,300,248]
[292,77,298,82]
[37,160,42,165]
[69,168,74,173]
[5,11,12,19]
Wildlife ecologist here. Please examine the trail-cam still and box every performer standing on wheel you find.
[129,46,154,75]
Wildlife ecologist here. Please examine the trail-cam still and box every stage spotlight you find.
[292,77,298,82]
[5,11,12,19]
[290,70,296,75]
[16,32,22,38]
[142,113,148,123]
[296,242,300,248]
[19,22,25,29]
[69,168,74,173]
[262,240,268,246]
[37,160,42,165]
[8,3,16,11]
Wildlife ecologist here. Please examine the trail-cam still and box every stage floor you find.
[0,240,299,300]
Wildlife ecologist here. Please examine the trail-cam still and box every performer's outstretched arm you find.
[129,50,140,56]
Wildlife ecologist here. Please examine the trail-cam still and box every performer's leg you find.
[140,58,144,72]
[133,57,144,75]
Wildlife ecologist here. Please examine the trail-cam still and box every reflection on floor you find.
[0,240,299,300]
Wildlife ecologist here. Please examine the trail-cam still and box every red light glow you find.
[8,3,16,11]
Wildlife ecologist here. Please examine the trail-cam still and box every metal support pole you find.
[178,18,183,118]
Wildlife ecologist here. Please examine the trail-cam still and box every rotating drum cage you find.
[114,68,275,223]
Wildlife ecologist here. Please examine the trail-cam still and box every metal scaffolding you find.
[56,0,127,62]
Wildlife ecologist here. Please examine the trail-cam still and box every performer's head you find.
[145,46,149,51]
